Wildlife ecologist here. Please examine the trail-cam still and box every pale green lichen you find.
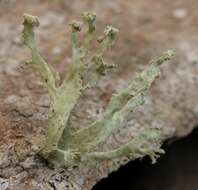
[22,12,175,168]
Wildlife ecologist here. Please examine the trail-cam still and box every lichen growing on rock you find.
[22,12,175,168]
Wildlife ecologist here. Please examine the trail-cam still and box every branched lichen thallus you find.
[22,12,175,168]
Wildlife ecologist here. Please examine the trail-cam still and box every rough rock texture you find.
[0,0,197,190]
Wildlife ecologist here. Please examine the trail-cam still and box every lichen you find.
[22,12,175,168]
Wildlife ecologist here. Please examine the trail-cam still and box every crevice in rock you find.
[93,127,198,190]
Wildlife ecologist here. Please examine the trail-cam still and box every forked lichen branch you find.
[22,12,175,168]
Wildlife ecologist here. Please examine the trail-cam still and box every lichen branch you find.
[81,12,96,50]
[22,13,57,97]
[81,26,118,88]
[83,128,165,164]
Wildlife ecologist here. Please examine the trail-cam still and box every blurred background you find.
[1,0,198,75]
[0,0,198,190]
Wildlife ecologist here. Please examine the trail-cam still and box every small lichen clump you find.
[22,12,175,168]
